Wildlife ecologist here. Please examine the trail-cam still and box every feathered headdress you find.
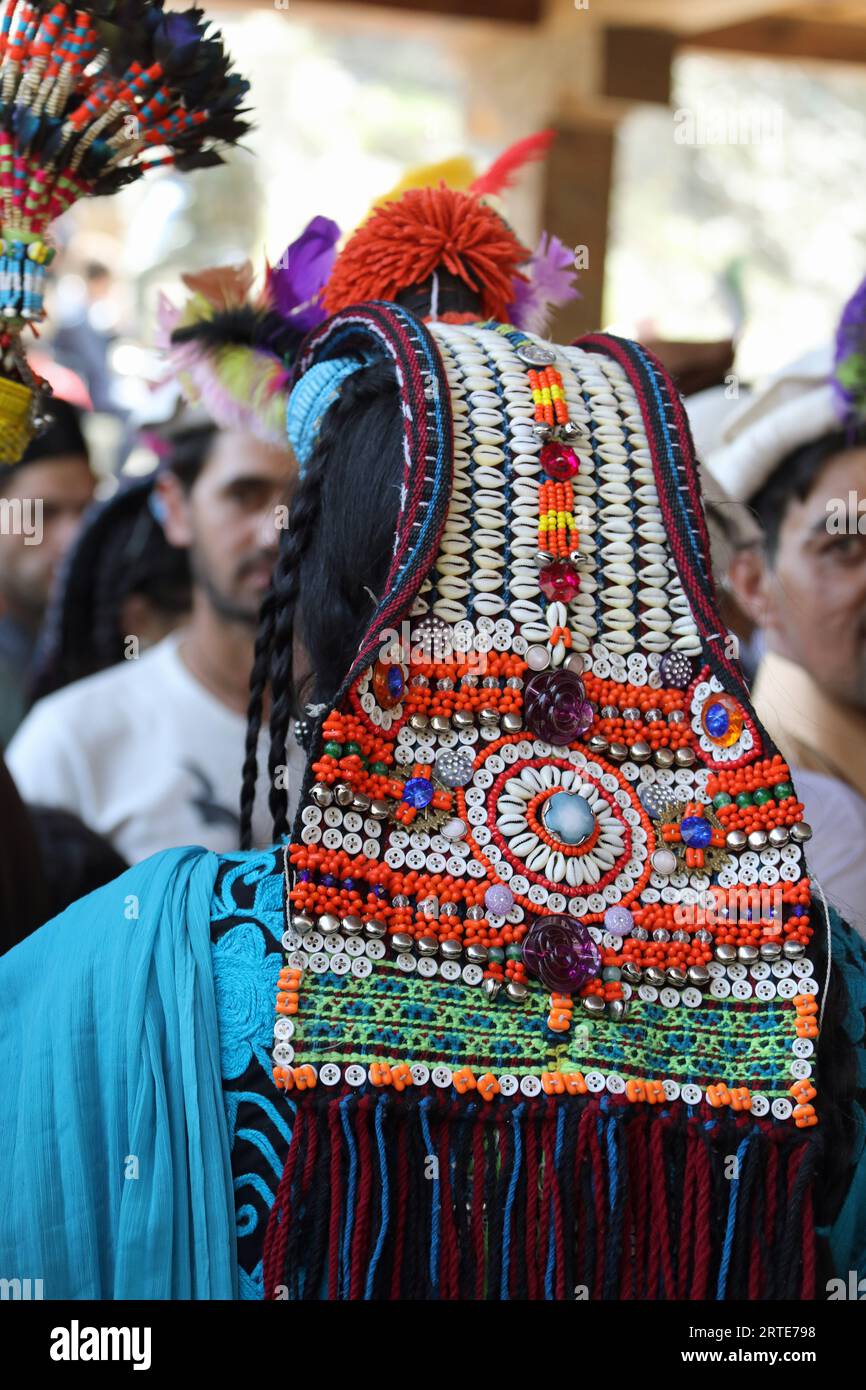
[0,0,251,463]
[159,215,340,445]
[323,130,579,334]
[833,273,866,429]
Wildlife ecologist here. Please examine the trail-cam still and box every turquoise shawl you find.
[0,846,236,1299]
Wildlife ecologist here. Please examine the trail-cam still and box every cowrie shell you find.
[474,594,506,615]
[433,599,467,622]
[473,574,503,592]
[527,845,550,873]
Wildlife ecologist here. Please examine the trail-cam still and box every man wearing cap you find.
[0,397,94,746]
[704,286,866,934]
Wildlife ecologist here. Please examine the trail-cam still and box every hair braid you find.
[241,358,403,845]
[265,455,327,842]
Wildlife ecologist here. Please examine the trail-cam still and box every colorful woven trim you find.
[262,319,823,1297]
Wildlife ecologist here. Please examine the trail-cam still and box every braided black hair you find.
[239,359,404,848]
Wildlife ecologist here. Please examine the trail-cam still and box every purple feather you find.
[833,275,866,423]
[509,232,579,335]
[268,216,341,332]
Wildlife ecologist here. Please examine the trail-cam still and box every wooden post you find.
[541,116,616,340]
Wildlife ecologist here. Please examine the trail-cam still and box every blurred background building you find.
[41,0,866,474]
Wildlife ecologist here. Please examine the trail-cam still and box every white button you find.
[709,978,730,998]
[681,988,702,1008]
[330,954,351,975]
[440,961,461,981]
[395,953,417,973]
[411,1064,430,1085]
[301,932,324,953]
[750,1094,769,1117]
[663,1079,681,1101]
[351,957,372,978]
[681,1084,702,1105]
[797,977,818,996]
[791,1059,812,1080]
[792,960,812,977]
[432,1066,453,1088]
[520,1075,542,1096]
[771,1098,793,1120]
[792,1038,814,1058]
[281,929,301,951]
[498,1075,519,1096]
[344,937,365,957]
[776,978,797,999]
[727,963,747,981]
[638,985,659,1003]
[660,988,680,1009]
[462,963,484,985]
[606,1073,625,1094]
[731,979,753,1000]
[274,1017,295,1040]
[772,959,792,978]
[345,1065,366,1087]
[754,980,776,1001]
[320,1063,341,1086]
[417,958,437,978]
[273,1042,294,1065]
[585,1071,606,1093]
[365,940,386,960]
[308,953,329,974]
[287,951,308,970]
[750,961,771,980]
[324,934,345,955]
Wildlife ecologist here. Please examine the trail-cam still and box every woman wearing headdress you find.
[1,137,865,1301]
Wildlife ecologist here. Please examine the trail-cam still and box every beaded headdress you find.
[0,0,249,463]
[262,179,824,1304]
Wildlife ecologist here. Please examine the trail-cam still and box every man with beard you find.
[0,397,94,746]
[7,418,303,860]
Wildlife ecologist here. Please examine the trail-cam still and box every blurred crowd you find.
[2,261,866,952]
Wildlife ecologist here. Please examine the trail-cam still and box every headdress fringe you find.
[263,1092,822,1301]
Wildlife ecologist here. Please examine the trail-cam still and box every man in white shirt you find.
[8,420,305,861]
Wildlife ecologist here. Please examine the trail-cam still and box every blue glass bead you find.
[322,875,335,887]
[387,665,404,700]
[703,701,730,740]
[402,776,434,809]
[680,815,712,849]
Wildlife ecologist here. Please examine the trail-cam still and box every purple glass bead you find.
[321,875,335,887]
[485,883,515,917]
[402,776,434,809]
[523,669,589,746]
[603,905,634,937]
[659,651,693,690]
[523,914,601,994]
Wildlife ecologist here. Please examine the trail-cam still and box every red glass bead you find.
[538,559,580,602]
[540,442,580,481]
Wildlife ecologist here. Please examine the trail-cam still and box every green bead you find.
[712,792,732,809]
[753,787,772,806]
[324,741,343,759]
[774,781,794,800]
[370,761,389,776]
[505,944,523,960]
[735,791,753,808]
[344,742,362,756]
[488,947,505,963]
